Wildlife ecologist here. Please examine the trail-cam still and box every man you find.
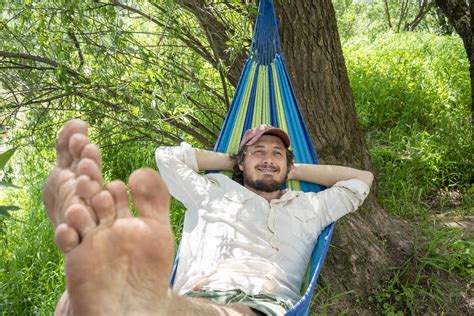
[155,123,373,314]
[43,120,373,315]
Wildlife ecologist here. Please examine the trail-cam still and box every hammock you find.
[170,1,334,314]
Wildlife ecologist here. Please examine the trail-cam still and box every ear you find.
[238,162,244,171]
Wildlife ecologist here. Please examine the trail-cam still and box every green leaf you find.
[0,181,21,188]
[0,147,17,170]
[0,205,21,217]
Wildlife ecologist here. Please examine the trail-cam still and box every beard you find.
[243,169,287,193]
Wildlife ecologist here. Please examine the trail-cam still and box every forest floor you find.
[433,214,473,314]
[430,206,473,315]
[347,190,474,316]
[387,189,473,315]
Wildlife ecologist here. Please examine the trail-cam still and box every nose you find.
[262,152,275,164]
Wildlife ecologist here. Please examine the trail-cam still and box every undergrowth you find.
[343,32,473,314]
[0,158,63,314]
[368,222,472,315]
[346,32,472,218]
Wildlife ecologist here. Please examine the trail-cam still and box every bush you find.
[345,32,473,217]
[0,158,63,314]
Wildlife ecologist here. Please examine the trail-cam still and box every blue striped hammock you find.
[171,1,334,314]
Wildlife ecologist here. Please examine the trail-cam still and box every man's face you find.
[239,135,289,193]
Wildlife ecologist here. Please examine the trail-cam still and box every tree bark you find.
[274,1,414,312]
[434,0,474,127]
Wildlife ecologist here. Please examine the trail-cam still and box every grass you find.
[341,32,473,314]
[0,171,64,314]
[367,222,473,315]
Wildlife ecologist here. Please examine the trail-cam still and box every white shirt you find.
[155,142,370,304]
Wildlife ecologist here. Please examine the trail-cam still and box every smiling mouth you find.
[256,166,278,173]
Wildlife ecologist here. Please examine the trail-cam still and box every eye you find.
[274,151,283,156]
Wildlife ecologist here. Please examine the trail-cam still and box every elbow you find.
[155,147,169,168]
[363,171,374,188]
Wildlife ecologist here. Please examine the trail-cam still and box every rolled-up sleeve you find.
[155,142,215,209]
[308,179,370,228]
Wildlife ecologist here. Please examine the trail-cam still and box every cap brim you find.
[245,128,290,148]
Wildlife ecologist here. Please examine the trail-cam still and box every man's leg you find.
[44,119,259,315]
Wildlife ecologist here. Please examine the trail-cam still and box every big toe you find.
[129,168,170,221]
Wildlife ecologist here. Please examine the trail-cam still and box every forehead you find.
[249,134,286,148]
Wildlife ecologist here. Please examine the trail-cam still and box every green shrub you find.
[345,32,473,217]
[0,164,63,314]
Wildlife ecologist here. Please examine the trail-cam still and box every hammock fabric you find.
[170,1,334,315]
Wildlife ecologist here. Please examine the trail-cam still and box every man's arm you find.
[194,149,233,172]
[288,163,374,188]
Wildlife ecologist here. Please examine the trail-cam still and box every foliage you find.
[334,0,453,41]
[345,32,472,218]
[0,147,21,233]
[0,0,256,153]
[0,150,63,314]
[0,147,17,169]
[343,31,472,314]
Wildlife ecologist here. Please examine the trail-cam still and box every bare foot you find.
[56,168,174,315]
[44,120,174,314]
[45,120,257,315]
[43,119,102,229]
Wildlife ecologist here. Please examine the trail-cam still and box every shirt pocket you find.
[291,208,317,244]
[207,197,249,220]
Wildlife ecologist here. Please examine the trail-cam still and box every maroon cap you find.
[239,124,291,150]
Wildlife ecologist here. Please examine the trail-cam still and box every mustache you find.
[255,164,279,171]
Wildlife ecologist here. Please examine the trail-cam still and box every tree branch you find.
[102,0,216,66]
[434,0,471,55]
[0,50,89,82]
[177,0,249,87]
[405,1,435,31]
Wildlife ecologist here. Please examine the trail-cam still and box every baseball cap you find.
[239,124,291,150]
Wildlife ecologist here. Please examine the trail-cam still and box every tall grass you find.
[344,32,473,314]
[0,157,63,314]
[345,32,473,218]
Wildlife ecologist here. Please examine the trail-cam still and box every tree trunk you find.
[434,0,474,127]
[275,0,414,312]
[383,0,393,29]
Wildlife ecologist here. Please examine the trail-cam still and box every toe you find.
[91,191,117,224]
[55,223,80,254]
[77,158,103,187]
[56,119,88,169]
[43,168,61,223]
[69,134,90,160]
[76,175,102,200]
[65,204,97,238]
[107,180,132,218]
[129,168,170,221]
[80,144,101,168]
